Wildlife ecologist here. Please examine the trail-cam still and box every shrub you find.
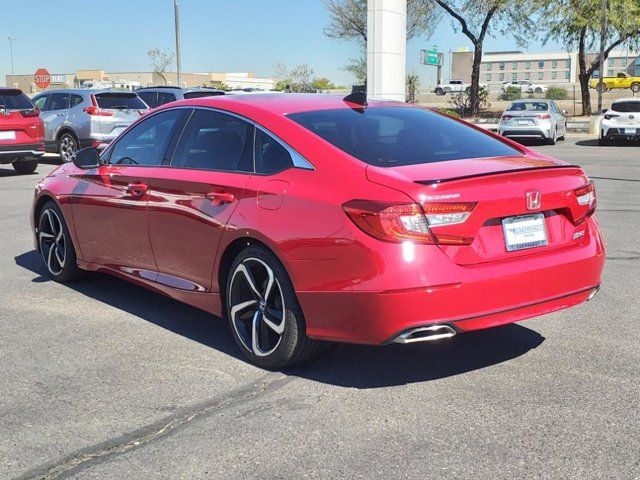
[546,86,568,100]
[434,108,461,118]
[499,86,522,101]
[449,87,490,117]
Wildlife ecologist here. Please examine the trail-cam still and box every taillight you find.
[83,95,114,116]
[536,114,552,119]
[604,113,620,120]
[574,181,595,207]
[422,202,476,226]
[343,200,434,244]
[501,115,512,121]
[20,107,40,117]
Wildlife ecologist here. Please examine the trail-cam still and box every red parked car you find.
[0,88,44,174]
[31,94,605,368]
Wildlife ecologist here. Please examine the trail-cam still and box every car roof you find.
[511,99,551,103]
[613,97,640,103]
[0,87,24,94]
[137,86,225,93]
[157,93,402,116]
[34,88,139,95]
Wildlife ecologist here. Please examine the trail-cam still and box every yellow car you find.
[590,72,640,93]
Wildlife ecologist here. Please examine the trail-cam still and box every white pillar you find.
[367,0,407,101]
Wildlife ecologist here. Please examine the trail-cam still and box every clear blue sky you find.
[0,0,564,88]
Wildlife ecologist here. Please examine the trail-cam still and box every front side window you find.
[288,106,520,167]
[32,94,48,110]
[109,109,184,166]
[47,93,70,111]
[171,109,253,172]
[255,129,293,174]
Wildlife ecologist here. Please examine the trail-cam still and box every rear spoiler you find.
[416,164,582,186]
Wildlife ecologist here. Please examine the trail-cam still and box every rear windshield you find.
[611,101,640,113]
[0,90,33,110]
[183,91,225,99]
[95,93,147,110]
[507,102,549,112]
[288,106,520,167]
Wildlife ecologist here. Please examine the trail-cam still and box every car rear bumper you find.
[0,143,44,163]
[298,217,605,345]
[499,127,551,139]
[601,126,640,142]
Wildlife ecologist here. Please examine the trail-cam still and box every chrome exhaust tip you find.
[587,286,600,301]
[392,324,457,344]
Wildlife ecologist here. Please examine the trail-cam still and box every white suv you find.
[600,98,640,146]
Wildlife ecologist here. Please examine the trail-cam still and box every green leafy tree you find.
[499,86,522,101]
[406,73,420,103]
[541,0,640,115]
[147,48,174,86]
[432,0,537,116]
[311,77,336,90]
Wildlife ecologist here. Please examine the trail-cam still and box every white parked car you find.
[434,80,487,96]
[502,80,548,94]
[498,100,567,145]
[599,98,640,146]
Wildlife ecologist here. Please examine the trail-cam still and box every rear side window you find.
[171,109,253,172]
[109,109,184,166]
[288,106,520,167]
[95,93,147,110]
[138,91,158,108]
[0,90,34,110]
[47,93,70,111]
[71,94,84,107]
[157,92,177,106]
[255,129,293,174]
[611,101,640,113]
[183,91,225,99]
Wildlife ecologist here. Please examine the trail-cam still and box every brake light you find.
[604,113,620,120]
[574,181,595,207]
[343,200,434,244]
[501,115,512,121]
[83,95,114,116]
[422,202,477,226]
[20,107,40,117]
[536,114,552,119]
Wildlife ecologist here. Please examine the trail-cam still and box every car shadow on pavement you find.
[575,139,640,147]
[15,249,545,388]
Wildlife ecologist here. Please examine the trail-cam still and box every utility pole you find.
[598,0,607,112]
[174,0,182,87]
[7,36,15,88]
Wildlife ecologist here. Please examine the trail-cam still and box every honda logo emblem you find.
[526,191,541,210]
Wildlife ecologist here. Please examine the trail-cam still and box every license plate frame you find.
[502,213,548,252]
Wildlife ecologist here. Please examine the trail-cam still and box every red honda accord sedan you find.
[31,94,605,368]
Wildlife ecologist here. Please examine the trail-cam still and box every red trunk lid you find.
[367,155,594,265]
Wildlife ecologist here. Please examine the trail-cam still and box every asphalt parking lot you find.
[1,137,638,480]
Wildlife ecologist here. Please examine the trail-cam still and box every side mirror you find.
[562,110,569,115]
[601,109,608,114]
[72,147,102,169]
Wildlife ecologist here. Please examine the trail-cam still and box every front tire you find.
[37,201,83,282]
[12,158,38,174]
[435,88,444,96]
[58,132,78,163]
[226,246,323,369]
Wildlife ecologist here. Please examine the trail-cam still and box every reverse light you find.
[343,200,434,244]
[574,181,595,207]
[422,202,477,226]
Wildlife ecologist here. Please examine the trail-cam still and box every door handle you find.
[56,113,65,117]
[205,191,235,204]
[126,182,148,197]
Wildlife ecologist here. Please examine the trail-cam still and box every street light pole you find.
[598,0,607,112]
[174,0,182,87]
[7,36,15,88]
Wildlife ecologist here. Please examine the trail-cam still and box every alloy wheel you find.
[59,135,77,163]
[229,258,286,357]
[38,208,66,276]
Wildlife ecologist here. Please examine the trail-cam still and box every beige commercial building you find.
[451,50,640,86]
[5,69,277,93]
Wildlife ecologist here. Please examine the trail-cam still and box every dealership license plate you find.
[502,213,548,252]
[0,131,16,140]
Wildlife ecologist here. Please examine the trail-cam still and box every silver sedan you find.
[498,100,567,145]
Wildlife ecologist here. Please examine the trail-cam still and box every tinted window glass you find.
[171,109,252,172]
[289,107,520,167]
[109,109,183,166]
[612,101,640,113]
[157,92,177,106]
[47,93,70,111]
[0,91,34,110]
[507,102,549,112]
[95,93,147,110]
[138,91,157,108]
[183,91,225,99]
[255,129,293,174]
[32,95,48,110]
[70,94,84,107]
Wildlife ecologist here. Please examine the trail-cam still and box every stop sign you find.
[34,68,51,89]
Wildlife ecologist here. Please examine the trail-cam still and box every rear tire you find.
[547,129,557,145]
[435,88,445,96]
[631,82,640,93]
[37,201,84,283]
[58,132,78,163]
[226,246,324,369]
[12,159,38,174]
